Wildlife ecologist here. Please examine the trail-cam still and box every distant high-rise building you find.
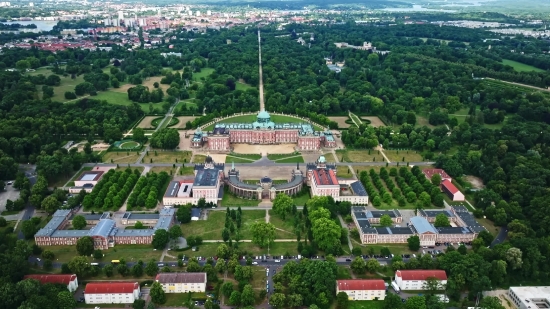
[139,18,145,26]
[188,10,193,16]
[196,10,201,17]
[103,18,110,26]
[206,10,211,16]
[118,11,124,21]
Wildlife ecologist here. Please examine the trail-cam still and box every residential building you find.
[422,169,452,182]
[84,282,140,304]
[508,286,550,309]
[394,270,447,291]
[24,274,78,292]
[155,273,207,293]
[337,279,387,300]
[441,180,465,201]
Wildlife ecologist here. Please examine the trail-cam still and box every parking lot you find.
[0,183,21,215]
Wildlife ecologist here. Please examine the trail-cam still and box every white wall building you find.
[508,286,550,309]
[394,270,447,291]
[84,282,140,304]
[155,273,207,293]
[337,279,387,300]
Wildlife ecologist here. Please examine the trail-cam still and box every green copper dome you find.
[257,111,270,119]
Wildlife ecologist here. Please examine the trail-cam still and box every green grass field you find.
[274,156,304,163]
[236,82,254,91]
[44,244,162,263]
[502,59,545,72]
[192,68,215,81]
[268,211,298,239]
[225,156,256,163]
[236,210,267,240]
[336,150,385,163]
[267,153,300,160]
[348,300,385,309]
[180,211,226,240]
[221,187,260,207]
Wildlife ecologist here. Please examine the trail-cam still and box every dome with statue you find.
[257,111,271,123]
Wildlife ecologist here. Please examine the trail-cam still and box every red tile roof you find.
[441,179,459,195]
[313,169,338,186]
[337,279,386,291]
[422,169,451,181]
[24,274,77,285]
[395,270,447,281]
[85,282,139,294]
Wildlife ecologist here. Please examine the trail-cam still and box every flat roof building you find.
[508,286,550,309]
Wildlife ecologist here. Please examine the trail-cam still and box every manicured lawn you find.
[230,153,262,160]
[0,210,20,216]
[184,243,220,258]
[268,211,297,239]
[237,241,299,256]
[476,217,501,238]
[274,156,304,163]
[348,300,385,309]
[221,187,260,207]
[337,165,355,178]
[337,266,353,279]
[163,293,190,307]
[192,68,215,81]
[45,244,162,263]
[363,244,416,256]
[191,155,207,163]
[77,303,129,308]
[384,149,423,162]
[180,211,227,240]
[145,151,192,163]
[148,166,178,175]
[322,152,337,162]
[292,190,310,206]
[236,82,254,91]
[349,113,363,127]
[102,151,141,164]
[236,210,266,240]
[179,166,195,176]
[225,155,256,163]
[250,266,267,291]
[336,150,385,163]
[502,59,545,72]
[267,153,300,160]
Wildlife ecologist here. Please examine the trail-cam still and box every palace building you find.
[191,111,337,152]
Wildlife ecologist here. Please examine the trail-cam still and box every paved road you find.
[258,28,265,111]
[83,161,435,169]
[17,165,37,240]
[491,226,508,247]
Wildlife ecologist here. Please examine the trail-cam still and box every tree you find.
[150,128,180,149]
[21,220,38,239]
[145,259,159,276]
[16,60,30,72]
[407,235,421,251]
[176,205,192,223]
[41,250,55,260]
[431,174,442,186]
[336,292,350,309]
[229,290,241,305]
[169,225,182,239]
[72,215,86,230]
[222,282,234,298]
[380,214,393,227]
[41,195,61,214]
[150,281,166,304]
[250,222,276,247]
[76,236,94,256]
[270,293,286,309]
[273,194,293,220]
[57,290,77,309]
[366,258,380,273]
[479,296,506,309]
[434,214,450,227]
[311,217,341,253]
[216,243,230,259]
[0,217,6,227]
[240,284,255,306]
[103,264,114,277]
[350,257,366,274]
[383,292,402,309]
[133,299,146,309]
[152,229,170,249]
[505,247,523,269]
[68,256,92,277]
[405,296,427,309]
[131,264,144,277]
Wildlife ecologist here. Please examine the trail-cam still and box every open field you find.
[144,151,192,163]
[102,152,141,164]
[322,152,337,162]
[292,190,311,206]
[148,166,178,175]
[179,166,195,175]
[267,153,299,160]
[502,59,545,72]
[164,293,190,307]
[336,165,355,178]
[44,244,162,263]
[384,149,423,162]
[137,116,162,128]
[328,116,351,128]
[336,150,385,163]
[180,211,226,240]
[225,155,256,163]
[268,211,297,239]
[236,82,254,91]
[191,155,207,163]
[236,210,267,240]
[349,301,385,309]
[221,187,260,206]
[192,68,215,81]
[361,116,385,127]
[174,116,197,129]
[273,156,304,163]
[28,68,86,102]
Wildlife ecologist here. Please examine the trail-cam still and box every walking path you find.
[376,146,391,163]
[338,215,353,252]
[258,28,265,111]
[265,209,269,223]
